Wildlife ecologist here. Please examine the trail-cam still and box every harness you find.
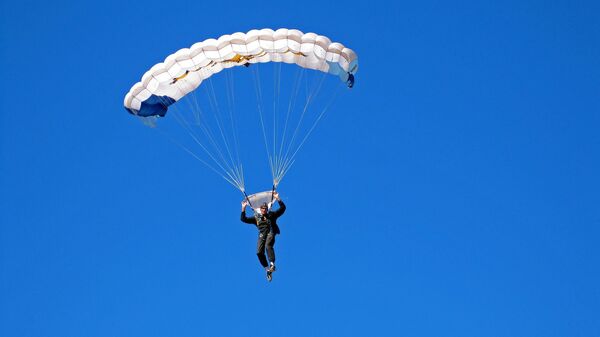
[254,213,273,233]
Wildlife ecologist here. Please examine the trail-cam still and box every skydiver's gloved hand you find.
[273,192,281,201]
[241,200,248,211]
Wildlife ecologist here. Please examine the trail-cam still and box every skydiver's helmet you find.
[259,202,269,214]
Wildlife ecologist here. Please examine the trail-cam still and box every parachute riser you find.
[242,190,254,209]
[269,184,276,205]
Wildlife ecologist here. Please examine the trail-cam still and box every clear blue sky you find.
[1,0,599,336]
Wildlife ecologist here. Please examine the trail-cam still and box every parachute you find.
[124,28,358,197]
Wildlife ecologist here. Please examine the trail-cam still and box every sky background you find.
[1,0,599,336]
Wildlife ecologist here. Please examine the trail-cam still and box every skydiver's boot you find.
[266,267,273,282]
[269,262,276,272]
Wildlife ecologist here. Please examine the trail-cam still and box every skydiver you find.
[240,192,286,282]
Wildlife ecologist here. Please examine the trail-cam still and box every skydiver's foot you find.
[269,262,276,272]
[266,268,273,282]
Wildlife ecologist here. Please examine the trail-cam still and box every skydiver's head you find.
[259,203,268,215]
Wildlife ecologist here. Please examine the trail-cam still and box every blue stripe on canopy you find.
[126,94,176,117]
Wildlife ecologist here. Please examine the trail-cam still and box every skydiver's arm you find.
[240,201,256,224]
[272,198,286,218]
[272,200,286,218]
[241,211,256,224]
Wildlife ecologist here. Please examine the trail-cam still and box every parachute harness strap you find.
[269,184,276,205]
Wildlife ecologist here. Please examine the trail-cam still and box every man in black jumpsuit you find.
[241,192,286,281]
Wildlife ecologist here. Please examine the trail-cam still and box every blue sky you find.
[1,0,599,336]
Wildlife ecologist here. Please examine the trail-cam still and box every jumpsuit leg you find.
[256,232,269,268]
[266,232,276,263]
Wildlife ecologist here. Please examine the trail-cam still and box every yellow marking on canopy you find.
[224,51,268,64]
[170,70,190,84]
[170,50,305,84]
[290,51,307,57]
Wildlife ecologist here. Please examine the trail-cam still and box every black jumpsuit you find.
[240,200,286,268]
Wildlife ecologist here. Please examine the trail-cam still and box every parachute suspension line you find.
[276,67,305,181]
[187,84,217,141]
[304,70,310,102]
[277,87,340,183]
[182,93,243,189]
[251,65,276,182]
[279,71,327,176]
[199,79,243,186]
[199,79,227,171]
[276,82,344,184]
[167,79,231,174]
[278,68,305,163]
[239,163,246,192]
[173,78,243,187]
[251,65,274,180]
[205,77,237,181]
[158,80,244,191]
[272,62,282,185]
[189,87,202,125]
[224,69,244,185]
[152,117,243,191]
[187,87,235,176]
[273,70,323,183]
[170,110,243,190]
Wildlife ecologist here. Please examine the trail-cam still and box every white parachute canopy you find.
[124,28,358,194]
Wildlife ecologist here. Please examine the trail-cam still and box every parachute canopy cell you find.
[124,28,358,118]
